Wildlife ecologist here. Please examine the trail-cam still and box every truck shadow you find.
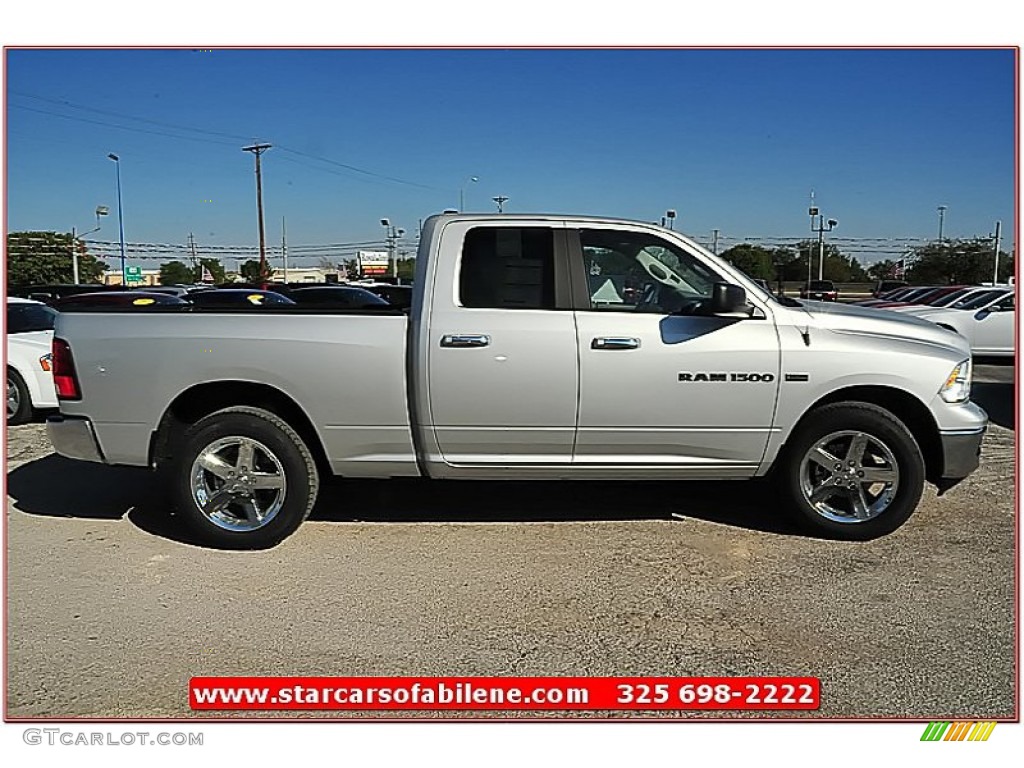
[6,454,802,547]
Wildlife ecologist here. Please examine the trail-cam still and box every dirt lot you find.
[4,367,1016,719]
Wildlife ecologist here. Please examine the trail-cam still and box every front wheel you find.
[778,402,925,540]
[171,406,319,549]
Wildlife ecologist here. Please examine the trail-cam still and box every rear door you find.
[971,292,1015,355]
[424,220,579,467]
[569,225,781,474]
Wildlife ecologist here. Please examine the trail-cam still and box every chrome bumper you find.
[47,415,106,464]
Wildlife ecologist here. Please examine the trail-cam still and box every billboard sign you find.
[358,250,389,278]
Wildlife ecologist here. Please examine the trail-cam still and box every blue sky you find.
[4,47,1017,267]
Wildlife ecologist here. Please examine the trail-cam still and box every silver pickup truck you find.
[48,213,987,547]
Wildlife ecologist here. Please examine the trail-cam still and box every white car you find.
[899,288,1015,357]
[7,297,58,424]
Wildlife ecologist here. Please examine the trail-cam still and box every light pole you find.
[665,209,676,230]
[937,205,948,241]
[459,176,479,212]
[380,219,405,280]
[71,206,109,284]
[811,214,837,281]
[108,154,127,285]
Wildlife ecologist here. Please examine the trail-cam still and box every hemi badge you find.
[785,374,810,382]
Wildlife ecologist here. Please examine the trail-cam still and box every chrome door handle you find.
[440,334,491,348]
[591,337,641,350]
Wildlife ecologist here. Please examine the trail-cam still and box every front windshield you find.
[955,290,1008,310]
[929,288,972,307]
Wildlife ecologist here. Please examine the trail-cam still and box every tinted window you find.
[955,290,1006,310]
[291,287,389,307]
[7,303,57,333]
[808,280,834,290]
[459,227,555,310]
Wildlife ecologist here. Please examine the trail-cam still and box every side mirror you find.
[974,308,991,320]
[706,282,748,315]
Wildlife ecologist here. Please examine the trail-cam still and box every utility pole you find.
[242,143,272,282]
[188,232,198,266]
[492,195,509,213]
[711,229,720,255]
[992,220,1002,285]
[282,217,289,283]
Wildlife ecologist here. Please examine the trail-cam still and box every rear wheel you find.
[171,406,319,548]
[7,367,32,425]
[778,402,925,540]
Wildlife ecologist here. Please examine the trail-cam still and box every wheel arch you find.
[149,380,331,477]
[779,385,943,485]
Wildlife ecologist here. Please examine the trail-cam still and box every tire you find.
[7,367,33,426]
[777,402,925,540]
[171,406,319,549]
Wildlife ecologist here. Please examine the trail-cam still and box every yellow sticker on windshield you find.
[247,294,265,304]
[133,298,156,306]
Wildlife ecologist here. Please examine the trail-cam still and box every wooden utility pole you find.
[242,143,272,281]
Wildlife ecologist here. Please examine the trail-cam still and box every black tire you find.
[171,406,319,549]
[7,367,33,426]
[777,401,925,540]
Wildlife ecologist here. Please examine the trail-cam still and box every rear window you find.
[459,227,556,310]
[7,302,57,333]
[808,281,834,290]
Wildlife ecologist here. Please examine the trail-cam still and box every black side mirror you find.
[706,282,748,315]
[974,308,992,320]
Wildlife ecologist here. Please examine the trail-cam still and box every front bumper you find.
[939,427,986,480]
[47,415,106,464]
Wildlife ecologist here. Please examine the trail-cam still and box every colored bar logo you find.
[921,721,997,741]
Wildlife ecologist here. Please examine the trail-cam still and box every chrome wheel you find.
[189,436,287,532]
[7,377,20,420]
[798,430,900,524]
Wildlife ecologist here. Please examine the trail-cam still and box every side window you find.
[994,294,1015,311]
[459,227,556,310]
[579,229,722,314]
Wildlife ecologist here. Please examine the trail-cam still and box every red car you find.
[800,280,838,301]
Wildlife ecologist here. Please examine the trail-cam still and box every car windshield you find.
[808,281,834,290]
[7,302,57,333]
[928,288,973,307]
[954,290,1009,310]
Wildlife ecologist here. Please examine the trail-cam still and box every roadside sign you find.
[125,266,143,283]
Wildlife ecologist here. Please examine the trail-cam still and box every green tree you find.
[866,259,900,282]
[239,260,264,282]
[908,239,1013,285]
[6,230,106,285]
[794,241,867,282]
[719,244,775,281]
[159,260,194,285]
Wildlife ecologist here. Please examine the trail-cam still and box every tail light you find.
[52,338,81,400]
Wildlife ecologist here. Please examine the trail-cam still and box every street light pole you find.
[459,176,479,212]
[937,205,948,241]
[810,214,838,282]
[71,206,109,284]
[107,154,126,286]
[381,219,406,280]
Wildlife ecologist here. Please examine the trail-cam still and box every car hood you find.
[792,300,968,355]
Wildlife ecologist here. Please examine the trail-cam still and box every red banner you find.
[190,676,819,711]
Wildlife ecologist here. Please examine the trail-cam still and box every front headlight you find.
[939,359,972,403]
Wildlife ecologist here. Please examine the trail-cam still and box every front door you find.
[570,226,781,474]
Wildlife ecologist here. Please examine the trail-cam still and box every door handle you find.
[591,337,641,350]
[440,334,491,348]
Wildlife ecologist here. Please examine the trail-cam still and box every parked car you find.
[7,297,58,424]
[289,286,391,309]
[872,280,908,297]
[900,289,1015,357]
[800,280,838,301]
[886,286,994,312]
[53,291,189,309]
[186,289,297,308]
[9,283,121,305]
[872,285,966,309]
[855,286,919,307]
[49,213,986,548]
[351,283,414,309]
